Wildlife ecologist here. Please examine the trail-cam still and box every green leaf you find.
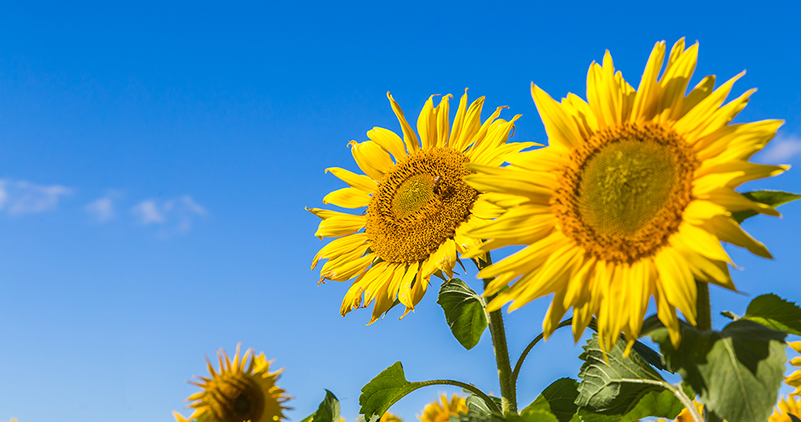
[575,389,684,422]
[576,334,666,414]
[523,378,579,422]
[731,190,801,223]
[359,362,424,422]
[742,294,801,336]
[514,409,560,422]
[646,319,787,422]
[310,390,341,422]
[464,392,502,416]
[437,279,488,350]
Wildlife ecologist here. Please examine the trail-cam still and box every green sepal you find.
[437,279,488,350]
[731,190,801,223]
[741,293,801,336]
[644,317,787,422]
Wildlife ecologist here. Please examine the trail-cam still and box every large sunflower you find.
[173,344,290,422]
[309,90,533,323]
[465,38,787,351]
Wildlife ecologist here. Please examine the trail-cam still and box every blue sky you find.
[0,1,800,421]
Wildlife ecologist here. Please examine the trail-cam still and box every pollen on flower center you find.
[554,122,698,262]
[392,174,438,219]
[366,147,477,263]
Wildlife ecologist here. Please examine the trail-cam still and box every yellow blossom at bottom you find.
[771,395,801,422]
[418,393,468,422]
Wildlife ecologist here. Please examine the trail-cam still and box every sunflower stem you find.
[695,280,721,422]
[476,254,517,415]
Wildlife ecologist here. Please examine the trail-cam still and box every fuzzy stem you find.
[695,281,721,422]
[476,254,517,414]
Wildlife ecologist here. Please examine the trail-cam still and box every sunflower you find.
[418,393,468,422]
[172,344,290,422]
[464,38,787,352]
[771,395,801,422]
[309,90,533,323]
[656,399,704,422]
[785,341,801,395]
[381,413,403,422]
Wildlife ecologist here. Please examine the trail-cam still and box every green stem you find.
[696,281,712,332]
[420,380,502,415]
[695,281,721,422]
[511,319,573,388]
[476,254,517,414]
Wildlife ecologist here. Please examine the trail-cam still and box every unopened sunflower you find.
[418,393,468,422]
[173,344,290,422]
[309,91,533,323]
[465,38,787,351]
[771,395,801,422]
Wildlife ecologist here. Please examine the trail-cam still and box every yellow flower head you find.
[418,393,468,422]
[786,341,801,396]
[380,413,403,422]
[465,38,787,352]
[173,344,290,422]
[309,90,534,323]
[771,395,801,422]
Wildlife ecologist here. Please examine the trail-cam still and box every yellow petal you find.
[657,40,698,122]
[348,140,393,181]
[630,41,666,123]
[325,167,377,192]
[322,187,371,208]
[701,215,772,259]
[531,83,582,148]
[387,92,419,153]
[654,247,697,326]
[417,94,438,150]
[367,127,407,162]
[313,213,366,238]
[673,71,745,137]
[435,94,452,148]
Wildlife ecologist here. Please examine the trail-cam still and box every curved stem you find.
[619,379,702,422]
[511,318,573,388]
[420,380,502,414]
[475,254,517,414]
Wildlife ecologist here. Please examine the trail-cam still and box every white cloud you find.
[131,195,207,235]
[85,196,116,223]
[756,133,801,163]
[0,179,72,215]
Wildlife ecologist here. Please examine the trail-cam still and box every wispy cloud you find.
[85,193,121,223]
[0,179,72,215]
[132,195,207,235]
[756,133,801,163]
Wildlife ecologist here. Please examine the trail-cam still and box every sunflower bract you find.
[465,38,788,353]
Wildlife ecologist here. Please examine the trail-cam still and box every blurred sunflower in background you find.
[771,396,801,422]
[418,393,468,422]
[172,344,290,422]
[465,38,787,352]
[309,90,534,323]
[786,341,801,395]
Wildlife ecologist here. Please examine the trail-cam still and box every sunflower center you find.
[366,147,477,263]
[392,174,438,219]
[554,122,697,262]
[208,376,266,422]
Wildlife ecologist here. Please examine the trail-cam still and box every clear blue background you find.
[0,1,800,421]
